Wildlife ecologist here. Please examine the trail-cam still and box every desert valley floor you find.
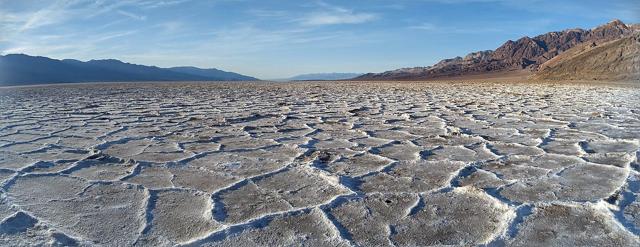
[0,82,639,246]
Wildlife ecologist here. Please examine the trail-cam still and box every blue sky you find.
[1,0,638,79]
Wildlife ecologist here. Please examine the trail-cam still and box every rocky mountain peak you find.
[606,19,626,28]
[463,50,492,62]
[589,19,631,41]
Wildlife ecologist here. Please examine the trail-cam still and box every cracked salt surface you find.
[0,81,639,246]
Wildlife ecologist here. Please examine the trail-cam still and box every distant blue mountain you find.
[286,73,363,81]
[167,66,257,81]
[0,54,259,86]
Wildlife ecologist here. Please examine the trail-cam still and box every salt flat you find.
[0,82,639,246]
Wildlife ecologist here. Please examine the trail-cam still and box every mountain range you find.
[0,54,258,86]
[2,19,638,85]
[357,20,640,81]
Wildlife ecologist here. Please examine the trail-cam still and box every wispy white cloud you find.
[408,23,437,30]
[422,0,520,3]
[299,2,378,26]
[1,0,164,34]
[408,22,504,33]
[204,26,321,53]
[156,21,184,33]
[302,12,377,26]
[247,9,289,18]
[117,10,147,21]
[136,0,192,9]
[1,27,138,58]
[19,1,71,32]
[0,0,155,53]
[93,30,139,42]
[249,2,378,26]
[382,4,406,10]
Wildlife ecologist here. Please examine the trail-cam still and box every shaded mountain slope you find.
[0,54,258,86]
[167,66,258,81]
[534,33,640,81]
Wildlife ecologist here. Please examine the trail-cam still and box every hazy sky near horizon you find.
[1,0,638,79]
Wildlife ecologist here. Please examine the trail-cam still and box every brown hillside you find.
[534,33,640,81]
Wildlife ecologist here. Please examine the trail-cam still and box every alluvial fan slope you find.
[0,82,639,246]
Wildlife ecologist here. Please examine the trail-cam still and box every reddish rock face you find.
[588,19,630,41]
[357,19,636,80]
[491,36,548,68]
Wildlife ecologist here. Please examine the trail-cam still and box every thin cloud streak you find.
[408,23,504,34]
[117,10,147,21]
[301,12,377,26]
[299,1,378,26]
